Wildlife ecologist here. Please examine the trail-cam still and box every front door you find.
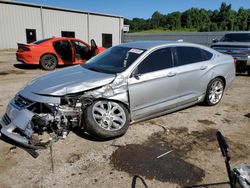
[128,47,179,120]
[71,40,91,64]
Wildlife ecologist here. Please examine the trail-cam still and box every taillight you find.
[18,46,31,52]
[23,47,30,51]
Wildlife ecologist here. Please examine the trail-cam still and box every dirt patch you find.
[110,144,204,186]
[110,127,250,186]
[66,153,81,164]
[0,70,25,75]
[0,147,18,173]
[197,119,216,125]
[222,118,232,123]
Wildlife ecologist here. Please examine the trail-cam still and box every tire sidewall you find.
[205,78,225,106]
[40,54,57,70]
[84,100,130,139]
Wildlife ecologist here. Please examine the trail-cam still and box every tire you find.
[40,54,57,70]
[204,78,225,106]
[84,100,130,139]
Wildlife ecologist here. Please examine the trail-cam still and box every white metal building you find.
[0,1,124,49]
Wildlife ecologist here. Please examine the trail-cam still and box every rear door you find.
[174,46,213,106]
[128,47,179,120]
[53,39,73,63]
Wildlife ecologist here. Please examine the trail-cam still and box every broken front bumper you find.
[0,98,36,148]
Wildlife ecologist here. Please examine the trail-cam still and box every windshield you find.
[220,33,250,42]
[82,46,145,74]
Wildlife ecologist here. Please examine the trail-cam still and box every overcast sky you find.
[15,0,250,19]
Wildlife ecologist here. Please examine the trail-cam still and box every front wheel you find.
[40,54,57,70]
[84,100,130,139]
[204,78,225,106]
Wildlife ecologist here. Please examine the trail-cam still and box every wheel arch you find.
[94,98,130,112]
[214,76,226,88]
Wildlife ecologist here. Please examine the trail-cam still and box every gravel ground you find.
[0,51,249,188]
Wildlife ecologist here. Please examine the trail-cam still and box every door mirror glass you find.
[132,68,141,79]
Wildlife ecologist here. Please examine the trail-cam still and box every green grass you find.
[132,28,198,33]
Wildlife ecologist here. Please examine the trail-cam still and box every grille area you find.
[14,95,34,108]
[2,113,11,125]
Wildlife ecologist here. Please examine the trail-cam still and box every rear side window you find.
[176,47,212,66]
[137,48,173,74]
[201,49,213,61]
[33,38,52,44]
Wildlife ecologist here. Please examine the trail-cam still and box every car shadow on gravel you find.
[14,63,76,70]
[14,63,40,70]
[70,127,116,142]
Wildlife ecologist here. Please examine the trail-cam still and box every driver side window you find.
[137,47,173,74]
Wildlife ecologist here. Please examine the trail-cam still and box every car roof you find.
[50,37,80,41]
[118,40,206,50]
[36,37,89,45]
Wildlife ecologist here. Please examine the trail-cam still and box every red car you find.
[16,37,106,70]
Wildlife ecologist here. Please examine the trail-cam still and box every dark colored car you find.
[211,32,250,75]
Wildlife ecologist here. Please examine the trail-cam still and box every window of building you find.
[137,48,173,74]
[26,29,37,43]
[176,47,212,66]
[102,33,112,48]
[61,31,75,38]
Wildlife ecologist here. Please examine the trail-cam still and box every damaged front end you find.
[0,74,128,148]
[0,93,85,148]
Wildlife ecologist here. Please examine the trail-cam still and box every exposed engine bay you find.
[1,94,91,148]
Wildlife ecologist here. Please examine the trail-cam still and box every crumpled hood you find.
[24,65,116,96]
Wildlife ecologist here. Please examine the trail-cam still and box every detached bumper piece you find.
[0,94,49,150]
[0,112,42,150]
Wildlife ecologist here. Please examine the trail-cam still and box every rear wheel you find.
[40,54,57,70]
[204,78,224,106]
[84,100,130,139]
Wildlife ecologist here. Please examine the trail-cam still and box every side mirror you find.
[132,69,141,80]
[212,38,218,43]
[90,39,97,50]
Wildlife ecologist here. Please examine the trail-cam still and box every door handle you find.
[167,72,176,77]
[200,65,208,70]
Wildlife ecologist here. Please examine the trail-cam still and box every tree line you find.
[125,2,250,32]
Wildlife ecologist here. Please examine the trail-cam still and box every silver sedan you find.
[0,41,235,147]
